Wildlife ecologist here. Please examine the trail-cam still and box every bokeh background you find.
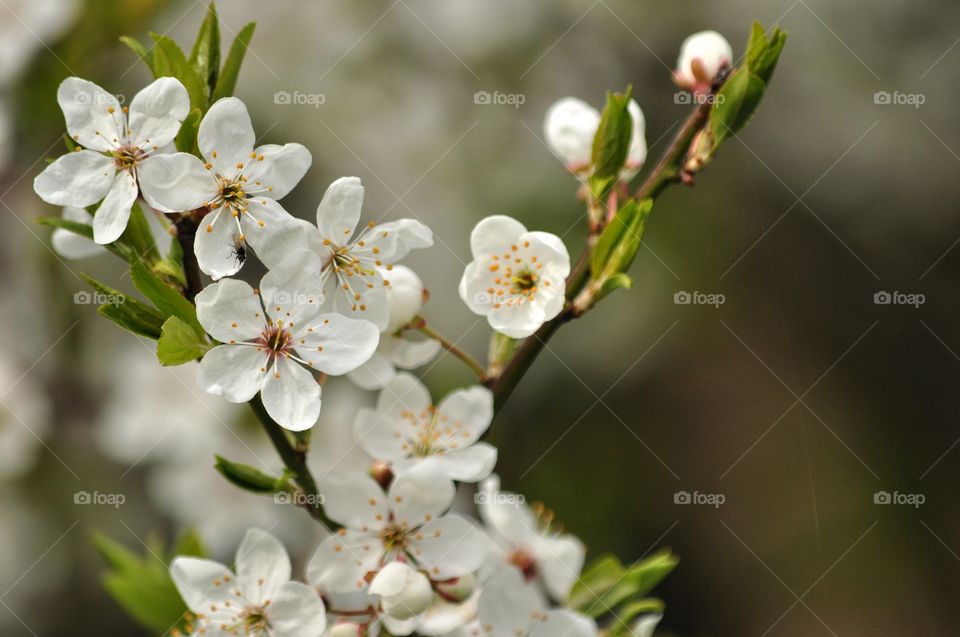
[1,0,958,635]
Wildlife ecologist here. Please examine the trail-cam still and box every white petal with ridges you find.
[197,344,268,403]
[34,150,115,207]
[138,152,217,212]
[244,143,312,200]
[294,313,380,376]
[199,97,255,177]
[91,170,137,244]
[128,76,190,149]
[315,176,363,244]
[260,356,321,431]
[195,278,264,343]
[236,527,291,604]
[57,77,122,152]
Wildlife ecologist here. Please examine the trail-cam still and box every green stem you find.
[248,393,334,527]
[415,318,488,381]
[491,100,713,410]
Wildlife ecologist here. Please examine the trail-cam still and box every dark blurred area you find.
[1,0,959,635]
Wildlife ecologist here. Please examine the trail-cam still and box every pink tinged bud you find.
[328,621,364,637]
[370,461,394,490]
[674,30,733,93]
[370,562,434,620]
[435,573,476,603]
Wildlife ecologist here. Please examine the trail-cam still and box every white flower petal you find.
[128,76,190,149]
[529,610,597,637]
[468,215,526,259]
[436,386,493,446]
[261,357,321,431]
[197,344,268,403]
[354,219,433,264]
[244,143,312,200]
[478,477,540,548]
[346,352,397,391]
[631,614,663,637]
[240,197,308,269]
[269,581,328,637]
[675,30,733,90]
[543,97,600,172]
[294,313,380,376]
[236,527,291,604]
[34,150,115,207]
[383,336,442,370]
[383,265,425,334]
[408,515,484,580]
[91,170,137,244]
[195,206,244,280]
[138,152,217,212]
[259,250,326,328]
[533,534,585,601]
[316,472,390,531]
[331,273,390,331]
[623,99,647,178]
[389,461,455,526]
[353,405,405,461]
[487,301,547,339]
[419,444,497,483]
[195,278,264,343]
[199,97,256,177]
[169,556,236,614]
[57,77,122,152]
[307,530,382,593]
[477,568,541,637]
[316,176,363,243]
[52,206,104,259]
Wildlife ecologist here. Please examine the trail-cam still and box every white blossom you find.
[347,265,441,390]
[170,527,327,637]
[674,30,733,93]
[354,373,496,482]
[459,215,570,339]
[474,568,597,637]
[34,77,189,244]
[301,177,433,331]
[478,477,585,602]
[543,97,647,180]
[306,463,485,594]
[138,97,311,279]
[369,561,434,620]
[195,251,379,431]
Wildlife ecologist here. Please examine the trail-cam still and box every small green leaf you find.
[120,202,161,264]
[150,33,207,111]
[597,272,632,300]
[569,554,626,610]
[589,87,633,194]
[80,275,166,339]
[709,67,766,146]
[189,2,221,96]
[175,106,202,154]
[607,599,666,636]
[130,261,204,337]
[212,22,256,101]
[157,316,210,365]
[591,199,653,282]
[214,455,283,493]
[570,550,678,619]
[746,22,787,85]
[119,35,153,72]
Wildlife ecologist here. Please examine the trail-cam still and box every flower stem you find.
[413,317,488,381]
[490,100,713,410]
[174,212,204,302]
[249,390,334,527]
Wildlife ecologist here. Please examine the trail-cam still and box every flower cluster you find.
[30,11,780,634]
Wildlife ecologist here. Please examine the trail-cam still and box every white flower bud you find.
[327,621,364,637]
[434,572,476,603]
[383,265,425,334]
[370,562,434,620]
[544,97,647,180]
[674,31,733,92]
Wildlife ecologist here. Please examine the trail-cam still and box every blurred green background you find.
[1,0,958,635]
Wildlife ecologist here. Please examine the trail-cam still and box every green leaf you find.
[80,275,166,339]
[570,550,678,619]
[597,272,632,300]
[172,529,207,559]
[119,35,153,72]
[709,67,766,146]
[120,202,161,264]
[607,599,666,636]
[569,554,625,610]
[130,261,204,337]
[746,22,787,85]
[591,198,653,282]
[157,316,210,365]
[92,532,194,635]
[175,106,202,154]
[214,455,283,493]
[150,33,207,111]
[211,22,256,101]
[589,87,634,193]
[189,2,221,96]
